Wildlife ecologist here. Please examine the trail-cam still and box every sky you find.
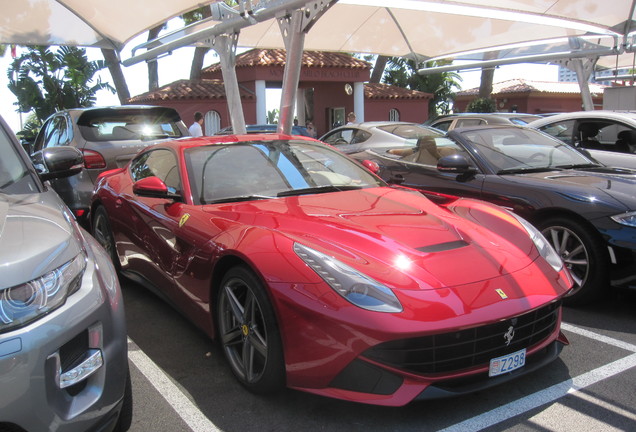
[0,44,559,135]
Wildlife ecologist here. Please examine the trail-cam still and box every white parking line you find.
[438,324,636,432]
[127,338,221,432]
[127,324,636,432]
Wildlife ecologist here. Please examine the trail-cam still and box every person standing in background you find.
[347,112,356,124]
[189,112,204,137]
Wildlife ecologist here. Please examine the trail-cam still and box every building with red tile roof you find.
[453,79,606,113]
[127,49,432,136]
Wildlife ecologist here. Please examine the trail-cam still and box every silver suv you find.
[0,115,131,431]
[32,105,189,226]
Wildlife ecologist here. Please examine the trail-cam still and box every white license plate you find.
[489,348,526,377]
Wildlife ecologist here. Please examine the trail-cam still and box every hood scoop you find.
[416,240,469,253]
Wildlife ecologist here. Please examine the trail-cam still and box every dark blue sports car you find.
[350,125,636,305]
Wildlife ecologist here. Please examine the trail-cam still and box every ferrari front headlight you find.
[511,214,563,272]
[0,252,87,332]
[294,243,402,313]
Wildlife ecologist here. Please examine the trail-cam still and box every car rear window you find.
[376,124,443,139]
[77,108,185,142]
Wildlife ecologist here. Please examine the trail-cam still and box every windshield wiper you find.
[497,167,562,175]
[277,185,363,197]
[206,194,275,204]
[554,163,602,169]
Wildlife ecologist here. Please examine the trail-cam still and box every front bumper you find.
[0,234,128,431]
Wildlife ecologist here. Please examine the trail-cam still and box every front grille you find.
[364,301,560,375]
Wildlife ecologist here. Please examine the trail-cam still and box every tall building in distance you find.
[558,65,632,83]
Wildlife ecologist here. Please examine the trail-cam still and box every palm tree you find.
[383,57,462,117]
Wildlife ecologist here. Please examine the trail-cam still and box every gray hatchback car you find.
[0,115,131,431]
[32,105,189,226]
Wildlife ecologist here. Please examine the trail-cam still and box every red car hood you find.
[203,187,539,290]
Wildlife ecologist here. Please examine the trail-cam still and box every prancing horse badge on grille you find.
[503,325,515,346]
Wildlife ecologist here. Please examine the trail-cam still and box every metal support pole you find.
[572,59,595,111]
[277,10,306,135]
[210,33,247,134]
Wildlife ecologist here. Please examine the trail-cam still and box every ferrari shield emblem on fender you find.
[496,289,508,299]
[179,213,190,228]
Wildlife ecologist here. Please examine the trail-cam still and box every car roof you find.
[159,134,317,151]
[528,110,636,125]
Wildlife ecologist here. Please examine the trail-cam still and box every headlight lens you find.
[0,252,86,332]
[294,243,402,313]
[611,211,636,228]
[511,214,563,272]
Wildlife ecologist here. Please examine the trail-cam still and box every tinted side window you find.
[538,120,575,145]
[130,149,180,193]
[432,121,452,132]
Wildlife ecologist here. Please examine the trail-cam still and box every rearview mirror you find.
[31,146,84,181]
[437,154,477,174]
[133,176,181,201]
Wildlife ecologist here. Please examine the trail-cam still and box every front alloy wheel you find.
[539,217,608,305]
[217,266,284,394]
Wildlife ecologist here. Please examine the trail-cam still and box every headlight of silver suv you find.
[0,252,87,332]
[611,211,636,228]
[294,243,403,313]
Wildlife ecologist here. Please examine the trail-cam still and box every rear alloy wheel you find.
[217,266,285,394]
[92,205,119,270]
[538,217,608,305]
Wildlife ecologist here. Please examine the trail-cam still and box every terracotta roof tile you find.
[457,78,606,96]
[203,48,371,73]
[127,79,254,103]
[365,83,431,99]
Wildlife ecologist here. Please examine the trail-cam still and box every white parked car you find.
[529,111,636,169]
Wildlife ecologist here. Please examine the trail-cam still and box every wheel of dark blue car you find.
[217,266,285,394]
[538,216,608,305]
[92,205,119,271]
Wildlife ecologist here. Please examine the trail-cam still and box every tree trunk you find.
[478,51,498,99]
[101,48,130,104]
[370,55,389,83]
[190,47,210,80]
[147,25,163,91]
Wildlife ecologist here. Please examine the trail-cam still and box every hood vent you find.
[416,240,469,253]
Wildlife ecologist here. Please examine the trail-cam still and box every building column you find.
[255,80,267,124]
[354,81,365,122]
[296,88,306,125]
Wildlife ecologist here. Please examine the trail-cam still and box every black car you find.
[350,125,636,305]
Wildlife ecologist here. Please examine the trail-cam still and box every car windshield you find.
[456,128,598,173]
[0,125,38,194]
[185,140,385,204]
[77,108,185,142]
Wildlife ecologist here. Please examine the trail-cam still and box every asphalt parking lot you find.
[121,278,636,431]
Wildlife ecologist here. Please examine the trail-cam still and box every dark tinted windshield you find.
[0,125,38,194]
[185,140,384,204]
[456,127,595,172]
[77,107,185,142]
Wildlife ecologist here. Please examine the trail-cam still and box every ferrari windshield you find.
[185,140,385,204]
[456,127,599,173]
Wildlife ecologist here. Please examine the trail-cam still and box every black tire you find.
[92,205,120,271]
[537,216,609,305]
[216,266,285,394]
[113,367,133,432]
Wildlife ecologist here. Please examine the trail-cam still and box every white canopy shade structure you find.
[0,0,215,50]
[2,0,636,128]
